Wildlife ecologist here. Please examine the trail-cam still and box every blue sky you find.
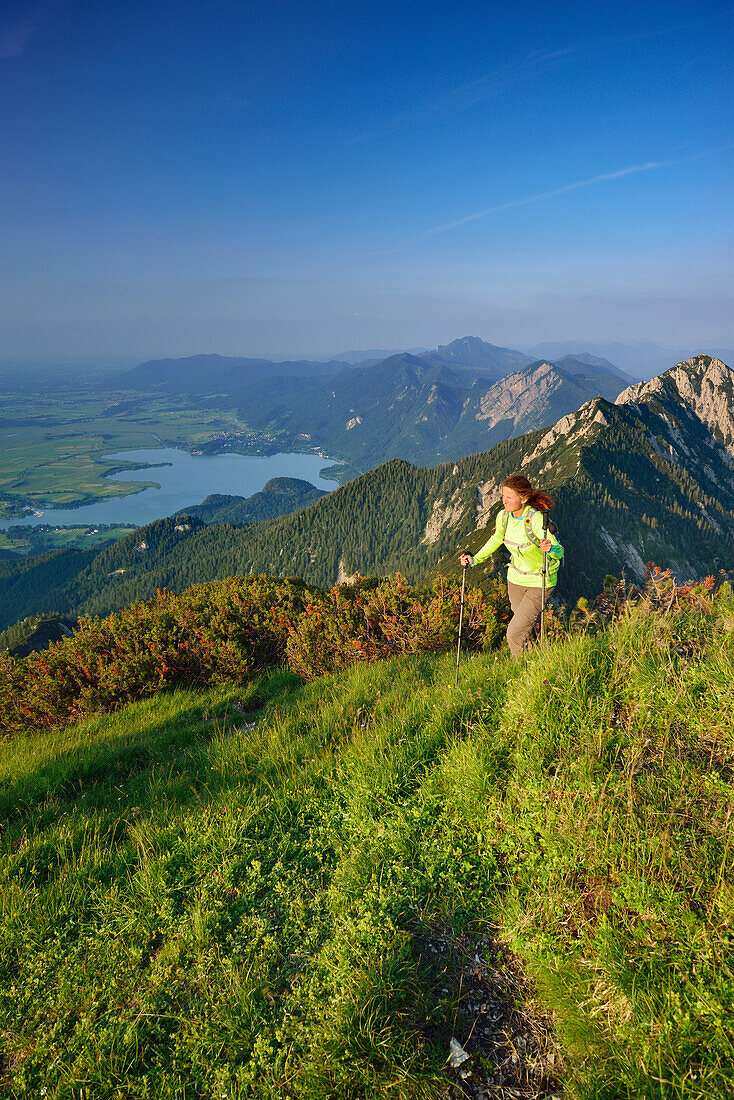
[1,0,733,361]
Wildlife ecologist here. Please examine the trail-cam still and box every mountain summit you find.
[423,336,532,378]
[617,355,734,456]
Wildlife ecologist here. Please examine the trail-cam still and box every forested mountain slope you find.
[177,477,326,525]
[3,355,734,631]
[102,339,631,474]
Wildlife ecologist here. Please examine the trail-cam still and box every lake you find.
[0,448,341,530]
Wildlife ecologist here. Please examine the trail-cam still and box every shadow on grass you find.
[0,667,305,830]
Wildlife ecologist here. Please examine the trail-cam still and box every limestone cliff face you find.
[616,355,734,456]
[469,358,623,443]
[475,361,562,427]
[421,489,465,545]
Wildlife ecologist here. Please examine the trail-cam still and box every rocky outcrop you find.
[336,556,358,584]
[475,362,561,427]
[617,356,734,456]
[422,490,467,545]
[520,399,606,468]
[470,358,624,446]
[475,479,500,528]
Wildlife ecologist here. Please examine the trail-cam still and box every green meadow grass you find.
[0,527,136,557]
[2,600,734,1098]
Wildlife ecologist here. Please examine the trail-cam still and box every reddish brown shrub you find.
[0,573,509,738]
[285,574,506,680]
[1,576,307,737]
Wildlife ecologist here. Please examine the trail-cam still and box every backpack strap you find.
[524,507,542,547]
[501,507,559,578]
[498,507,538,576]
[524,507,558,543]
[501,507,541,551]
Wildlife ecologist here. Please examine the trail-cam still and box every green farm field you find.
[0,389,263,517]
[0,523,137,557]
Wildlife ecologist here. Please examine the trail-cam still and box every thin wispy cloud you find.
[589,5,734,53]
[0,20,37,59]
[449,5,734,110]
[346,50,568,146]
[373,144,734,254]
[445,48,574,113]
[416,162,667,241]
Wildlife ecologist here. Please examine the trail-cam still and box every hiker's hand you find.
[460,553,473,567]
[540,539,552,553]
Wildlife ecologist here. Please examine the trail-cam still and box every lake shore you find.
[0,447,342,531]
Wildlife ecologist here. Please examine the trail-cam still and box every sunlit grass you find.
[2,601,734,1097]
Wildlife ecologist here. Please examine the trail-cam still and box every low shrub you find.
[11,561,724,741]
[0,576,308,736]
[1,573,509,738]
[285,574,505,679]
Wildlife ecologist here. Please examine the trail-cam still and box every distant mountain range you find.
[113,353,351,393]
[110,337,636,476]
[258,348,632,473]
[5,354,734,632]
[526,340,734,381]
[329,347,428,364]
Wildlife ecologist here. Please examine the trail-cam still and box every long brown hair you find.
[503,474,554,513]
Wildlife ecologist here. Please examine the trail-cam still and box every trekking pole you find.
[455,564,467,685]
[540,512,549,646]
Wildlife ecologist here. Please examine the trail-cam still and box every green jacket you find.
[472,507,563,589]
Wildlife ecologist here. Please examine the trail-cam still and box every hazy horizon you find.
[2,335,734,382]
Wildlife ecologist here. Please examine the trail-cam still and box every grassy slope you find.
[2,603,734,1098]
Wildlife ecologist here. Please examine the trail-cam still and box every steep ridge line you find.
[2,354,734,628]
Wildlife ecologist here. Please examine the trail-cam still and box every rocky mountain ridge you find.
[472,359,624,436]
[3,353,733,630]
[616,355,734,456]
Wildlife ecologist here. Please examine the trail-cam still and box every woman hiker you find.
[460,474,563,658]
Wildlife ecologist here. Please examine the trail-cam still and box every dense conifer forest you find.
[3,362,734,637]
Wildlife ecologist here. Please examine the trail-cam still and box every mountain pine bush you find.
[0,574,509,738]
